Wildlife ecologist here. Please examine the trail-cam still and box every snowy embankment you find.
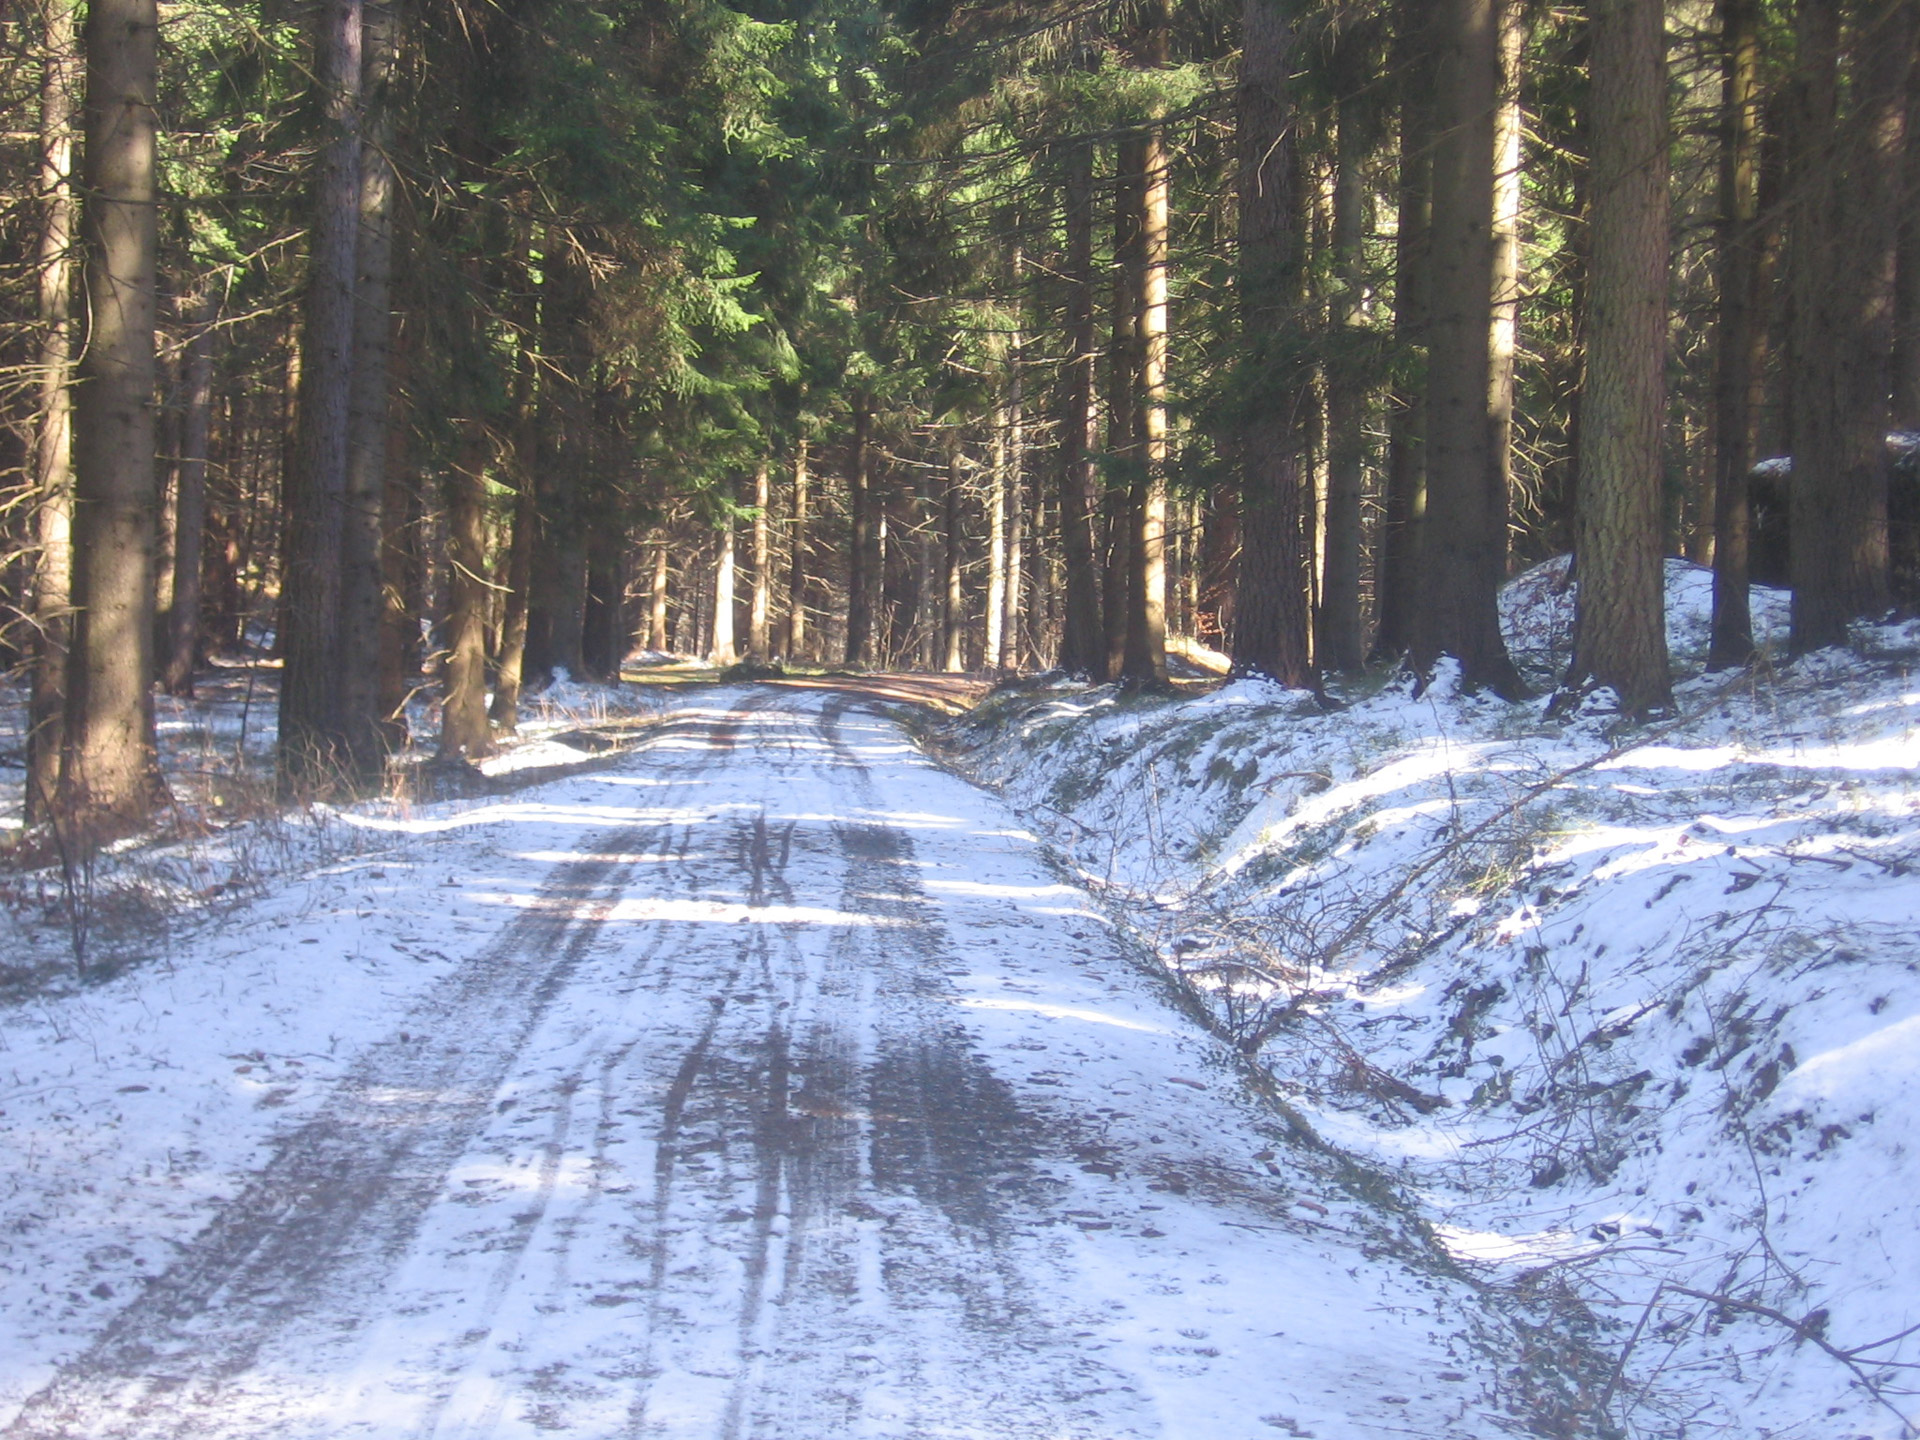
[949,558,1920,1440]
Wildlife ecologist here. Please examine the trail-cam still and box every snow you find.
[5,555,1919,1437]
[952,558,1920,1439]
[0,688,1513,1439]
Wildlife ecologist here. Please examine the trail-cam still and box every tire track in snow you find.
[2,704,764,1440]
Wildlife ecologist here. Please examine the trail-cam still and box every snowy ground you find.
[0,686,1530,1439]
[949,558,1920,1440]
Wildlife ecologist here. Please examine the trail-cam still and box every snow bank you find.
[949,559,1920,1440]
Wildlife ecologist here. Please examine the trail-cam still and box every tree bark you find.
[337,0,395,773]
[648,538,670,652]
[845,400,876,665]
[64,0,166,831]
[1789,0,1913,650]
[1487,0,1528,579]
[1570,0,1674,715]
[1896,35,1920,430]
[942,436,965,671]
[280,0,363,781]
[1056,138,1105,676]
[27,0,78,825]
[1320,39,1375,676]
[163,295,215,697]
[710,501,739,667]
[1710,0,1763,667]
[749,461,772,661]
[787,439,809,659]
[1121,114,1172,689]
[986,403,1009,669]
[439,428,494,760]
[1413,0,1523,695]
[1375,0,1433,662]
[1231,0,1315,687]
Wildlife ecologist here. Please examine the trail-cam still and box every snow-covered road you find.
[3,690,1503,1440]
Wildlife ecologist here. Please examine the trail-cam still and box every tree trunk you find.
[1710,0,1763,666]
[710,502,739,667]
[986,403,1009,669]
[845,400,876,665]
[787,439,809,659]
[942,436,965,671]
[1413,0,1523,695]
[1896,38,1920,430]
[1320,50,1373,676]
[337,0,394,773]
[1105,135,1144,681]
[163,295,215,697]
[749,461,772,661]
[27,0,78,825]
[1002,293,1027,670]
[582,520,625,680]
[1570,0,1673,715]
[439,428,494,760]
[280,0,363,781]
[1056,139,1105,676]
[1231,0,1314,687]
[1121,115,1172,689]
[1375,0,1433,662]
[64,0,165,831]
[1790,0,1913,650]
[1487,0,1528,580]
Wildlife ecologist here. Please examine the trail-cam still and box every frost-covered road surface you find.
[3,690,1499,1440]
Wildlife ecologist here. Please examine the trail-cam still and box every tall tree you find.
[63,0,166,831]
[26,0,78,824]
[1055,136,1105,677]
[1569,0,1673,715]
[336,0,397,773]
[1231,0,1314,687]
[279,0,363,781]
[1789,0,1915,651]
[1414,0,1523,695]
[1374,0,1434,662]
[1710,0,1765,667]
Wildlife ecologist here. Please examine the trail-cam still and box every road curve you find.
[5,689,1498,1440]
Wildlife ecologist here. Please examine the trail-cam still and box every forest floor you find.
[0,562,1915,1439]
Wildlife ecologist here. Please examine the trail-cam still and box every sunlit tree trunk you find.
[986,402,1009,669]
[64,0,167,830]
[787,439,809,659]
[27,0,78,824]
[748,461,772,662]
[1002,295,1027,670]
[845,400,876,665]
[1375,0,1433,662]
[1710,0,1763,666]
[1231,0,1314,686]
[1487,0,1528,579]
[163,295,215,698]
[1121,107,1172,689]
[1570,0,1673,715]
[1056,138,1105,676]
[339,0,394,770]
[1413,0,1523,695]
[1320,33,1375,676]
[942,436,965,671]
[710,501,739,667]
[438,426,494,759]
[280,0,363,781]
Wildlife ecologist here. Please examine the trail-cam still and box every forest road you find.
[5,688,1498,1440]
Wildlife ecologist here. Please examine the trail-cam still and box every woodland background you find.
[0,0,1915,835]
